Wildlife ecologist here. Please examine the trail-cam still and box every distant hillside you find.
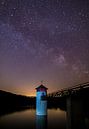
[0,90,36,109]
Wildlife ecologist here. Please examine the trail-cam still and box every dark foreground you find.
[0,89,89,129]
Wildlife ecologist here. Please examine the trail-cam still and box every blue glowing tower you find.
[36,84,48,115]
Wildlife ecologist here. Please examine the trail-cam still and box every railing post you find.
[66,94,85,129]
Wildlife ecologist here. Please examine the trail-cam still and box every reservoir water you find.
[0,108,66,129]
[0,107,89,129]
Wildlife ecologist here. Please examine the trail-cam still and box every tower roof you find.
[36,84,48,90]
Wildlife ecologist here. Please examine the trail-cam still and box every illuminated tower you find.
[36,84,48,115]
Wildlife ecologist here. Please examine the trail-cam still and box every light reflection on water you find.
[0,108,66,129]
[48,108,66,129]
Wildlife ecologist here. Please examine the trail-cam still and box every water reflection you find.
[0,108,66,129]
[36,115,47,129]
[0,108,36,129]
[0,107,89,129]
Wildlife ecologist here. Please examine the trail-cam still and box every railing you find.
[48,82,89,97]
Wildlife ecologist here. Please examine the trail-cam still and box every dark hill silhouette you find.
[0,90,36,109]
[0,90,36,116]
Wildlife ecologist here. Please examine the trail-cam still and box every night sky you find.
[0,0,89,96]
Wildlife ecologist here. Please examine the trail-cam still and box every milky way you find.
[0,0,89,95]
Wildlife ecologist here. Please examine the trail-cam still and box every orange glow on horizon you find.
[26,93,36,97]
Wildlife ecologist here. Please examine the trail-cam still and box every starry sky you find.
[0,0,89,96]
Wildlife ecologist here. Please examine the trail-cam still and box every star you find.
[0,0,89,95]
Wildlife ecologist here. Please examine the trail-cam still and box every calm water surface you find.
[0,108,66,129]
